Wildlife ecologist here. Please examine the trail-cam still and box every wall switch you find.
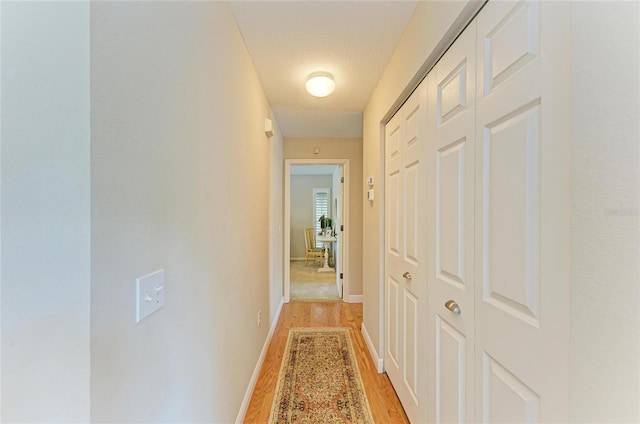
[136,269,165,323]
[367,189,375,201]
[366,176,374,186]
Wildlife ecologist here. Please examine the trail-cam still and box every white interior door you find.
[426,20,477,424]
[474,1,570,421]
[384,85,427,423]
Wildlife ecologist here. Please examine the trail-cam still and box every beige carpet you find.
[290,260,340,301]
[268,328,374,423]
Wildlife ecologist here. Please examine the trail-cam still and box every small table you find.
[316,234,337,273]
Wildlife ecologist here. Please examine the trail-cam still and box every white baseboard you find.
[347,294,363,303]
[361,323,384,373]
[235,297,284,423]
[290,257,305,261]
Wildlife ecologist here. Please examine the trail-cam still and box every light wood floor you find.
[290,261,340,301]
[243,302,409,423]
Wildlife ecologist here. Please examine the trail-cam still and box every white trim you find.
[284,165,291,303]
[361,323,384,373]
[347,295,363,303]
[290,257,306,261]
[284,159,350,303]
[378,124,387,378]
[235,297,284,424]
[333,166,343,297]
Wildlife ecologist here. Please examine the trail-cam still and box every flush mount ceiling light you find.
[305,72,335,97]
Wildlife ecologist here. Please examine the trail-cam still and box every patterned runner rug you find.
[268,328,374,423]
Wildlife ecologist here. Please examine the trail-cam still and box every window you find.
[313,188,330,247]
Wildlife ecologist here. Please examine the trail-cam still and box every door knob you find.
[445,300,461,314]
[402,271,412,280]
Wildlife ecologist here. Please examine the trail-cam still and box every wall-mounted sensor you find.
[367,189,374,201]
[264,119,274,138]
[366,176,374,186]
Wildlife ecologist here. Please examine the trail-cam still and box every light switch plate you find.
[367,189,375,201]
[136,269,165,323]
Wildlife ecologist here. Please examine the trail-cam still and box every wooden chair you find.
[304,227,324,266]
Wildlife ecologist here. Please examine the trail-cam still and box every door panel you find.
[404,160,420,265]
[404,290,419,401]
[404,101,421,148]
[482,0,539,94]
[388,170,401,257]
[387,119,401,158]
[427,19,476,424]
[387,276,400,368]
[482,102,540,323]
[385,84,427,424]
[438,61,468,126]
[475,1,570,421]
[436,316,467,423]
[482,352,540,423]
[437,139,467,287]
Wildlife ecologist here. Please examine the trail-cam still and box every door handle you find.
[445,300,461,314]
[402,271,412,280]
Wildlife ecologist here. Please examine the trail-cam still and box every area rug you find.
[268,328,374,423]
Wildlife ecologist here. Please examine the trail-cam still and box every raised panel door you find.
[475,1,571,421]
[426,19,476,424]
[385,83,427,423]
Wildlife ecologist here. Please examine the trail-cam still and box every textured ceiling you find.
[230,1,418,138]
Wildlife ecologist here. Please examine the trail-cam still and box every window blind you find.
[313,188,330,248]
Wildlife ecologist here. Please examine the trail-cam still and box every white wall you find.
[90,2,278,422]
[361,0,478,365]
[1,2,91,421]
[290,175,332,258]
[570,2,640,422]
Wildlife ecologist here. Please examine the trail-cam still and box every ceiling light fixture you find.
[305,72,335,97]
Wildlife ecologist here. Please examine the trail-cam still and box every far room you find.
[289,164,344,301]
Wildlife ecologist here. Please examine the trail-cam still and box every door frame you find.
[284,158,350,303]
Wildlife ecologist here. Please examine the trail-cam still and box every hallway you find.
[1,1,637,422]
[244,302,408,423]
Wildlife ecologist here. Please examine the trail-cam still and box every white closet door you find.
[474,1,571,422]
[385,84,427,423]
[426,20,477,424]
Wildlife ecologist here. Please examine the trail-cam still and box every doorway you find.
[284,159,349,303]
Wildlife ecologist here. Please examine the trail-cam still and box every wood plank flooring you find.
[243,302,409,423]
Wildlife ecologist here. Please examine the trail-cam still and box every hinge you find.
[341,176,344,183]
[340,273,344,279]
[340,224,344,231]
